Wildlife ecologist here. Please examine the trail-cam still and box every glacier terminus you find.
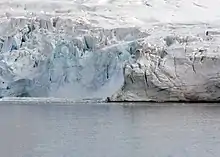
[0,0,220,102]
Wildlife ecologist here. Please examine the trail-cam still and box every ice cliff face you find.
[0,17,147,98]
[110,26,220,102]
[1,16,220,101]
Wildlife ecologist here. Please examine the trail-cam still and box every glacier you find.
[1,0,220,101]
[0,17,147,99]
[110,29,220,102]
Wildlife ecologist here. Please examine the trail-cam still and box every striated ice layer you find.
[110,26,220,102]
[0,17,147,99]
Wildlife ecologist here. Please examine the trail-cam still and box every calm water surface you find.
[0,103,220,157]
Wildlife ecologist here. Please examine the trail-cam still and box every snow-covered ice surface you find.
[0,0,220,101]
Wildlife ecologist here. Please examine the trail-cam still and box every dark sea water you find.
[0,102,220,157]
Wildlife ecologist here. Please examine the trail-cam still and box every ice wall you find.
[0,17,147,98]
[110,26,220,102]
